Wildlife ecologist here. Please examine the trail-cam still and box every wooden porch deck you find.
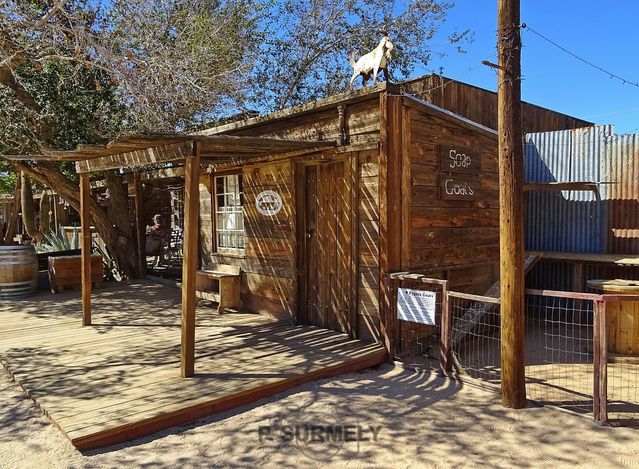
[0,281,386,450]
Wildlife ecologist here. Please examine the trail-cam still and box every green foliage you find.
[35,225,79,253]
[0,62,128,155]
[100,0,265,132]
[0,61,126,191]
[1,0,466,142]
[250,0,471,110]
[93,242,122,282]
[0,164,17,194]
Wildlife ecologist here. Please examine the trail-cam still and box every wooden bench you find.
[195,263,242,313]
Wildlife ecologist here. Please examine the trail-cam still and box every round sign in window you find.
[255,190,283,216]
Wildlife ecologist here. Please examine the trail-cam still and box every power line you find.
[391,62,484,99]
[522,24,639,89]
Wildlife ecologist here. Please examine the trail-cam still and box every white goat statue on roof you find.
[349,34,394,92]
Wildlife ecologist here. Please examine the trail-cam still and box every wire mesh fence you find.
[388,275,446,374]
[386,272,639,426]
[449,292,501,389]
[524,291,596,415]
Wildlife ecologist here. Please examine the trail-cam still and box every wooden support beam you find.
[440,283,452,374]
[348,151,359,339]
[594,299,608,423]
[133,172,146,279]
[526,250,639,266]
[180,145,201,378]
[524,182,598,192]
[80,172,92,326]
[497,0,527,408]
[378,93,403,358]
[52,194,58,229]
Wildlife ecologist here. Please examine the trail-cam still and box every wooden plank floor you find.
[0,281,386,450]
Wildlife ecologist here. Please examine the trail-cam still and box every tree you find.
[0,0,467,275]
[251,0,471,110]
[0,0,262,276]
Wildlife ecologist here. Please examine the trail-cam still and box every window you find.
[214,174,245,252]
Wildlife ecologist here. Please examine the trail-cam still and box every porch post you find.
[180,143,200,378]
[133,172,146,278]
[80,172,92,326]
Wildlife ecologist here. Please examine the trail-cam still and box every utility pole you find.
[497,0,527,408]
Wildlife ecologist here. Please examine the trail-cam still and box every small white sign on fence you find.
[397,288,437,325]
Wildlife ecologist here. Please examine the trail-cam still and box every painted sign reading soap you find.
[438,145,481,173]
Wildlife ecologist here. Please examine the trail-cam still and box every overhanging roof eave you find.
[3,135,337,174]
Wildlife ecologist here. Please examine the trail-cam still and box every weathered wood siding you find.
[204,161,297,322]
[242,162,297,319]
[202,148,382,338]
[404,97,500,292]
[199,94,382,333]
[384,97,500,352]
[399,74,593,133]
[357,148,380,342]
[217,97,381,147]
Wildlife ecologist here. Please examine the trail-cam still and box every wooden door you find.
[301,160,352,333]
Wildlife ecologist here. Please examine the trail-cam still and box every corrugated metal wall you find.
[524,125,611,253]
[524,125,639,289]
[604,132,639,253]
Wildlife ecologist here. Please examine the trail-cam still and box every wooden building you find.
[0,77,595,448]
[197,78,589,346]
[4,75,592,354]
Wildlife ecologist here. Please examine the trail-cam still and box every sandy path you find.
[0,363,637,469]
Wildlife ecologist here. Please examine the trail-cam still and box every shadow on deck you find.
[0,281,386,450]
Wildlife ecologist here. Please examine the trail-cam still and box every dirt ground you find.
[1,363,638,468]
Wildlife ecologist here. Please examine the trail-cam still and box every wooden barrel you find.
[0,245,38,298]
[588,279,639,355]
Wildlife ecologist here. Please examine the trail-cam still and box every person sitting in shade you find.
[146,214,170,267]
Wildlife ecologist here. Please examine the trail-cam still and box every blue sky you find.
[93,0,638,133]
[425,1,639,134]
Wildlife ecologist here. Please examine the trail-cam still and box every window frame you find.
[212,171,245,256]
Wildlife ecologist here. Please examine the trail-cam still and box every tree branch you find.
[276,38,342,110]
[35,54,114,74]
[34,1,67,30]
[0,52,40,112]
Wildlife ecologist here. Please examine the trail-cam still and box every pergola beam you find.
[524,182,598,192]
[76,141,194,173]
[7,136,336,173]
